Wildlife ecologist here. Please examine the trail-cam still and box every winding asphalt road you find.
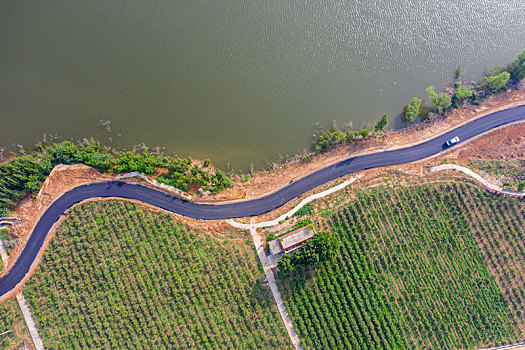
[1,105,524,299]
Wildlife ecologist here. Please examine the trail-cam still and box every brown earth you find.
[1,88,524,301]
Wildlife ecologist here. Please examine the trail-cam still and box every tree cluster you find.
[278,230,340,274]
[0,140,232,216]
[402,49,525,124]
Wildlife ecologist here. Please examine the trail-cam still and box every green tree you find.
[294,231,340,266]
[374,114,388,132]
[426,86,452,114]
[278,254,295,274]
[308,230,340,263]
[359,128,369,140]
[403,97,421,122]
[453,85,473,101]
[479,71,510,92]
[506,50,525,81]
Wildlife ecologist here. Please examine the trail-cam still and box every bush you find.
[426,86,452,114]
[403,97,421,122]
[374,114,388,132]
[478,71,510,93]
[506,50,525,82]
[359,128,369,140]
[453,85,473,101]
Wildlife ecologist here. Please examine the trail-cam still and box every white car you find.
[446,136,460,147]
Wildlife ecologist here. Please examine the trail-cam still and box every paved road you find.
[1,105,524,299]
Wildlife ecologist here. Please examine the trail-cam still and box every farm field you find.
[277,181,525,349]
[0,298,33,350]
[21,200,291,349]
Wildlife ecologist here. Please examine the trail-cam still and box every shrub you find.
[359,128,369,140]
[426,86,452,114]
[403,97,421,122]
[374,114,388,132]
[506,50,525,82]
[453,85,473,101]
[478,71,510,93]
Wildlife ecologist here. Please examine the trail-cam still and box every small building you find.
[267,225,316,256]
[280,225,315,253]
[277,225,316,254]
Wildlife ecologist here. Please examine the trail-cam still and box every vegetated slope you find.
[22,200,290,349]
[0,298,32,350]
[277,182,523,349]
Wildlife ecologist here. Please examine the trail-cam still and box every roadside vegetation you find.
[276,182,523,349]
[402,50,525,122]
[311,49,524,155]
[22,200,290,349]
[0,140,232,216]
[313,114,388,153]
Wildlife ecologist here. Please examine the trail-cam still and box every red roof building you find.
[278,225,315,253]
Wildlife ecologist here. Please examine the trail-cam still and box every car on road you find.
[445,136,460,147]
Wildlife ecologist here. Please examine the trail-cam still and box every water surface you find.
[1,0,524,169]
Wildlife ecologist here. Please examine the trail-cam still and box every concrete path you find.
[248,226,303,350]
[228,175,365,347]
[430,164,525,196]
[0,230,44,350]
[482,342,525,350]
[3,105,525,300]
[228,174,362,230]
[16,292,44,350]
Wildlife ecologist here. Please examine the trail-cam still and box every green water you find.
[1,0,524,170]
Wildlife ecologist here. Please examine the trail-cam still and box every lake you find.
[1,0,524,170]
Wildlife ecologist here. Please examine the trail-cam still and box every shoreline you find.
[199,86,525,203]
[0,105,523,301]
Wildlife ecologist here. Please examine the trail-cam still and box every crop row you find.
[23,200,291,349]
[278,182,522,349]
